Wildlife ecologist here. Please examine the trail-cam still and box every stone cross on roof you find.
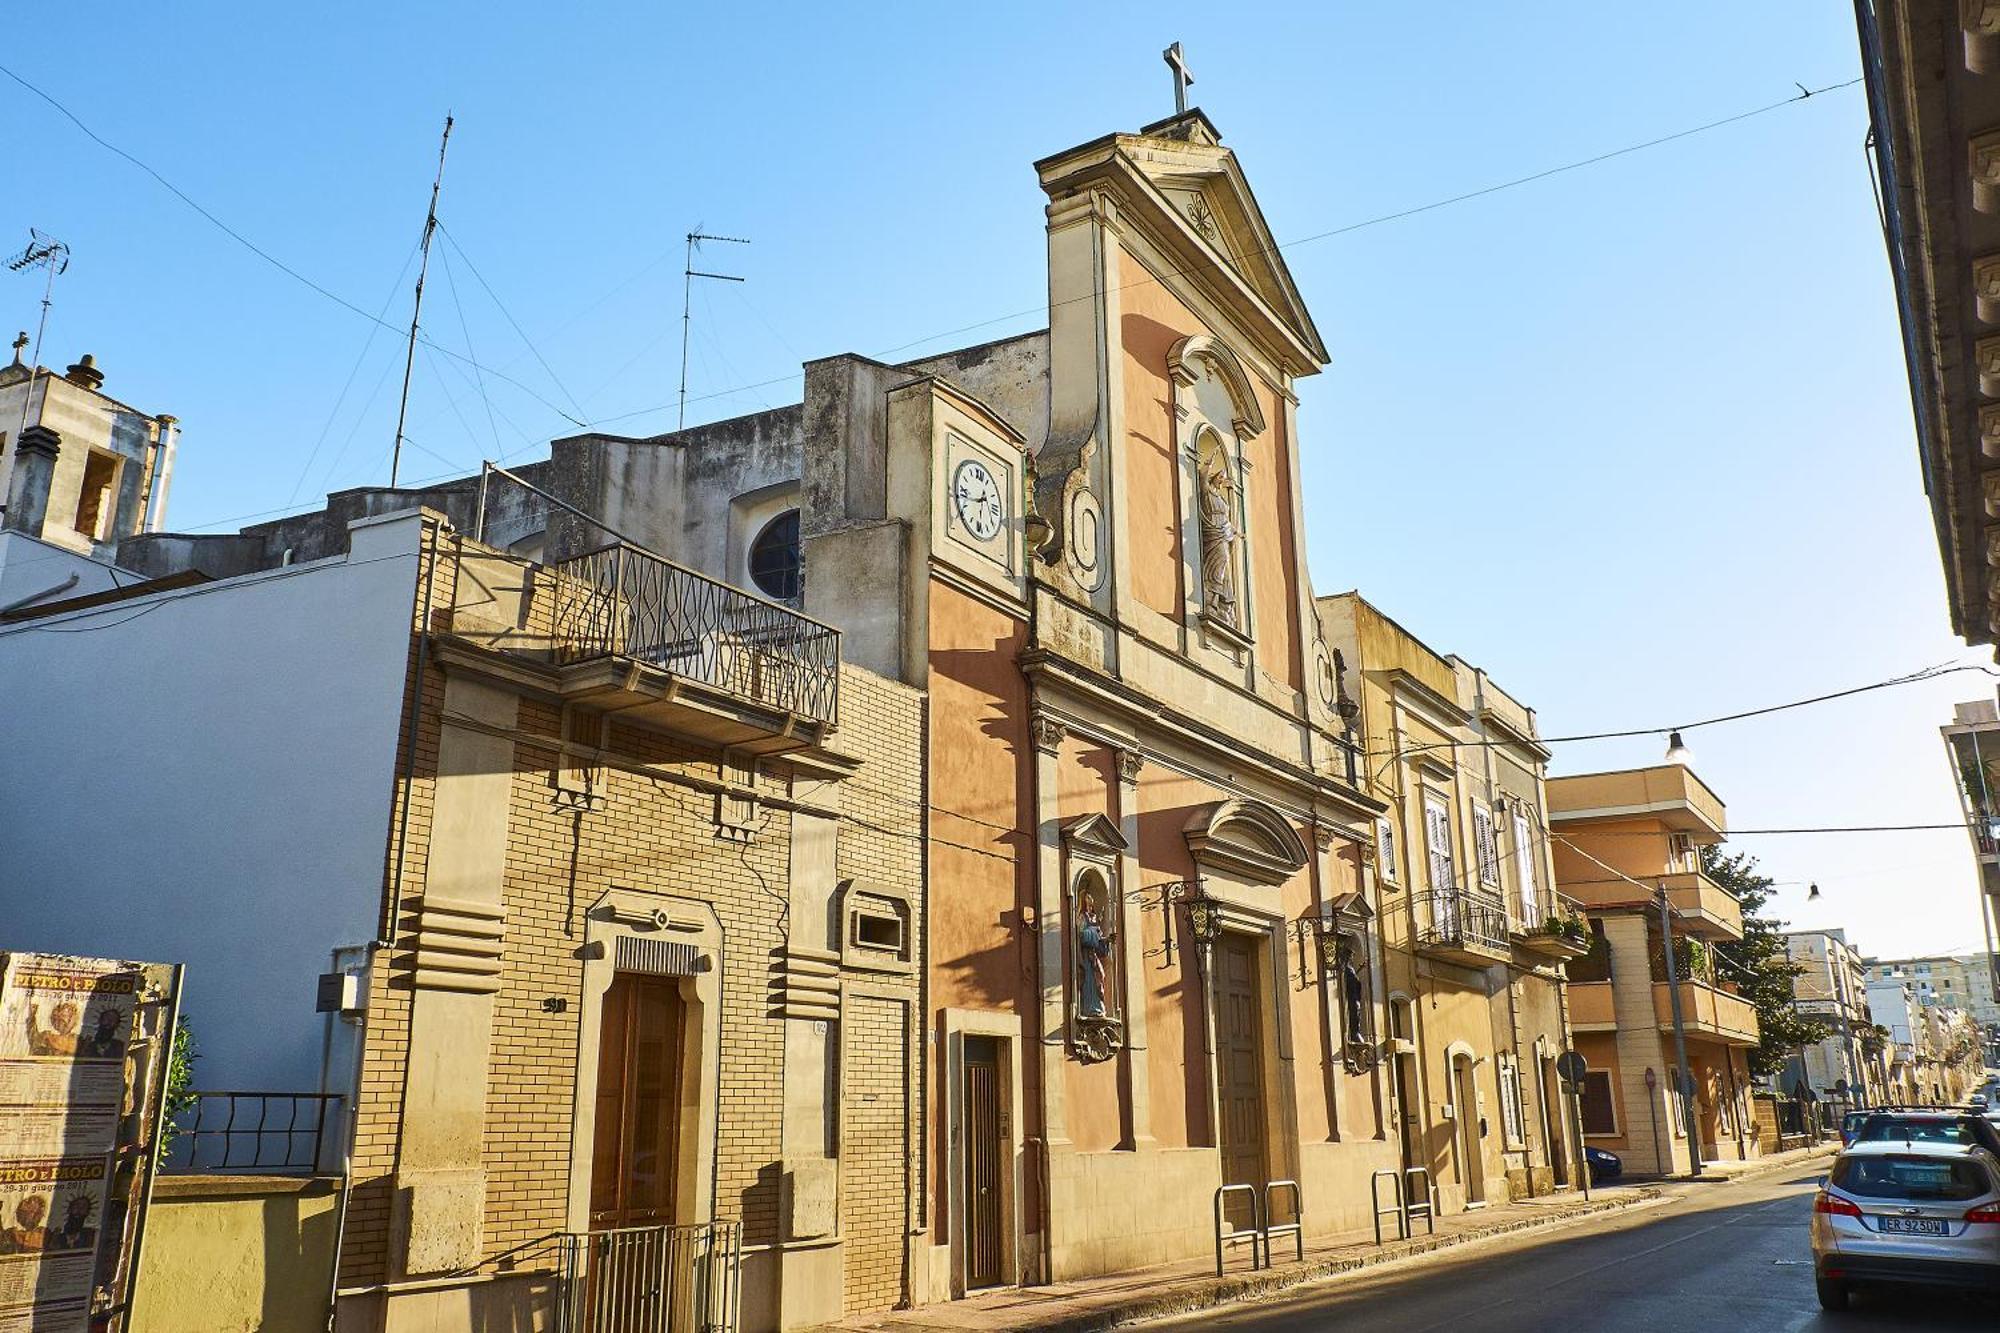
[1163,42,1194,117]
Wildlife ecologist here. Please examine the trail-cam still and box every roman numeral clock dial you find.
[952,459,1006,542]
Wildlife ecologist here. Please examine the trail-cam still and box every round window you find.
[748,509,802,601]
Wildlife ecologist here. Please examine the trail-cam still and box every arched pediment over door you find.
[1183,798,1310,886]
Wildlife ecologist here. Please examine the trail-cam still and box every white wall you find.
[0,530,131,610]
[0,511,422,1091]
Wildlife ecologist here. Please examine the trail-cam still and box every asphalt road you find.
[1143,1169,1999,1332]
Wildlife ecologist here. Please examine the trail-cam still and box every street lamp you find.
[1664,730,1695,766]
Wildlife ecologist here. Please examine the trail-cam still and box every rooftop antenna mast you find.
[7,228,70,445]
[390,114,453,487]
[678,229,748,431]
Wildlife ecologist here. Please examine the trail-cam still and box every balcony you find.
[442,535,841,755]
[1413,889,1512,968]
[1515,892,1594,961]
[1567,981,1616,1032]
[1660,871,1744,940]
[1653,980,1759,1047]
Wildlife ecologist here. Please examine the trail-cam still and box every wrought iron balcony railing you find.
[550,541,840,727]
[555,1221,743,1333]
[1412,889,1510,957]
[160,1090,341,1176]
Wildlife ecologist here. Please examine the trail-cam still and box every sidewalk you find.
[822,1145,1839,1333]
[1651,1139,1839,1185]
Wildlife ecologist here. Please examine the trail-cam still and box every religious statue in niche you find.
[1070,877,1124,1064]
[1195,438,1241,627]
[1337,934,1378,1073]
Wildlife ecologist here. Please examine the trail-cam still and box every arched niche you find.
[1166,333,1267,440]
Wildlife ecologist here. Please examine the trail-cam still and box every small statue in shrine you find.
[1077,888,1116,1019]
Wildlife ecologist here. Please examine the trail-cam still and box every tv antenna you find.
[390,114,453,488]
[7,228,70,445]
[678,230,748,431]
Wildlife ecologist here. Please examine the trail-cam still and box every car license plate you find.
[1878,1216,1949,1236]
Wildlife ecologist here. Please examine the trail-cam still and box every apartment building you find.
[1550,765,1761,1175]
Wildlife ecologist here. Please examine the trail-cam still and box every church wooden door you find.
[1214,934,1267,1214]
[964,1037,1004,1289]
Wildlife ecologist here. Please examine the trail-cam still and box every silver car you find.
[1811,1139,2000,1310]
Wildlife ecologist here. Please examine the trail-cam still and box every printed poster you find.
[0,953,172,1333]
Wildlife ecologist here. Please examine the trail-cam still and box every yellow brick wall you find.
[343,531,927,1320]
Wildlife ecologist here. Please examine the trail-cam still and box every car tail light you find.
[1965,1203,2000,1224]
[1814,1191,1862,1218]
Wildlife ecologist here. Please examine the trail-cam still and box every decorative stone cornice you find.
[12,424,59,460]
[1985,470,2000,518]
[1986,524,2000,568]
[1973,128,2000,213]
[1967,1,2000,75]
[1061,810,1128,857]
[1979,335,2000,396]
[1116,747,1144,784]
[1030,712,1068,755]
[1983,404,2000,459]
[1975,254,2000,324]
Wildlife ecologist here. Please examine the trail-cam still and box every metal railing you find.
[556,1222,742,1333]
[160,1091,341,1175]
[1370,1169,1406,1244]
[1264,1180,1304,1265]
[1212,1184,1264,1275]
[550,541,840,727]
[1402,1167,1436,1235]
[1413,890,1510,955]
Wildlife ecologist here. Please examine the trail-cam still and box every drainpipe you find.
[142,414,177,532]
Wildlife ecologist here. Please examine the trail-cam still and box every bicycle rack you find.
[1263,1180,1304,1264]
[1402,1166,1436,1236]
[1369,1168,1406,1244]
[1212,1183,1265,1275]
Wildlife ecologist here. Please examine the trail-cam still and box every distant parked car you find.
[1852,1110,2000,1159]
[1585,1146,1622,1185]
[1810,1140,2000,1311]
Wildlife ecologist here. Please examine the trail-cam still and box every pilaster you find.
[396,674,516,1276]
[1031,709,1070,1145]
[1114,746,1152,1147]
[1601,913,1682,1175]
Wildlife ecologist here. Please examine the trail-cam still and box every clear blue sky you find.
[7,3,1991,957]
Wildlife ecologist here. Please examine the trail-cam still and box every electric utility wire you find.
[588,74,1870,426]
[1376,662,1999,760]
[0,62,586,430]
[434,222,588,422]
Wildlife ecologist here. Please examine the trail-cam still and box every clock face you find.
[952,458,1005,542]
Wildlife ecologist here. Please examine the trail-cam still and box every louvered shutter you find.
[1513,810,1540,927]
[1473,806,1500,887]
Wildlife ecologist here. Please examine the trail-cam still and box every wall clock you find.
[952,458,1005,541]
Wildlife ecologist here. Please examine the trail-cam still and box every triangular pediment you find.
[1121,114,1325,364]
[1061,811,1128,858]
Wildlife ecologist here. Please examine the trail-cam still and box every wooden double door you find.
[1214,934,1268,1211]
[590,973,688,1228]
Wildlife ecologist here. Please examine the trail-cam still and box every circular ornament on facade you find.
[1069,486,1105,591]
[1313,639,1338,708]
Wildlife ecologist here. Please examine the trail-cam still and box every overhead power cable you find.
[0,61,586,430]
[1378,662,1999,760]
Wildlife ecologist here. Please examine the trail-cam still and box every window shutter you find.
[1499,1057,1524,1146]
[1473,807,1500,887]
[1377,816,1397,883]
[1424,797,1454,892]
[1512,811,1539,926]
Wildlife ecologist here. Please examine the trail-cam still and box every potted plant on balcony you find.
[1526,910,1591,959]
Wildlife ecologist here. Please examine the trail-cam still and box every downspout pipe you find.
[143,414,178,532]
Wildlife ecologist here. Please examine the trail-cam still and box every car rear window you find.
[1855,1117,1975,1146]
[1833,1155,1992,1202]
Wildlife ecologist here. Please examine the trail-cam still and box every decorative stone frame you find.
[1060,813,1128,1064]
[941,1008,1026,1297]
[838,878,915,976]
[566,886,726,1232]
[1167,334,1265,662]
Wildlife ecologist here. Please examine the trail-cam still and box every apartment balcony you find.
[1514,892,1594,961]
[440,536,840,755]
[1412,890,1513,968]
[1567,980,1616,1032]
[1658,871,1743,940]
[1653,980,1759,1047]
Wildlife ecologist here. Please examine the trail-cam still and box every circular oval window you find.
[748,509,802,601]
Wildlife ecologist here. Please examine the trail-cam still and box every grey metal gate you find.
[556,1222,742,1333]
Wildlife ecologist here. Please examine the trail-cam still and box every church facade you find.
[534,105,1579,1296]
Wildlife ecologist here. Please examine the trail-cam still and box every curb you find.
[833,1187,1664,1333]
